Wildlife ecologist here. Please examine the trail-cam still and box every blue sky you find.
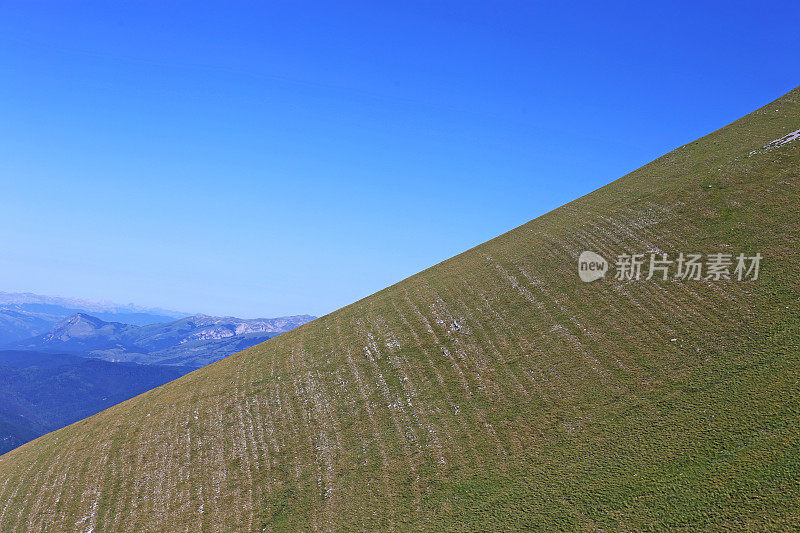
[1,1,798,318]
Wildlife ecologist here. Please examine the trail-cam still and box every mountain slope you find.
[0,309,57,346]
[1,88,799,531]
[7,313,317,366]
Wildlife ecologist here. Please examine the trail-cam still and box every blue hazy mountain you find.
[0,295,315,456]
[0,350,195,455]
[6,312,316,367]
[0,291,187,345]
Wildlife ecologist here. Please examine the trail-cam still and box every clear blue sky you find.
[1,1,798,318]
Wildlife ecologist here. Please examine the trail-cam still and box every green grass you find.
[0,87,799,531]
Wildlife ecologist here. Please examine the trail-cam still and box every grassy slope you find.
[0,88,798,532]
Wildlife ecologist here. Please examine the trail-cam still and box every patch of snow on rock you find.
[750,128,800,155]
[765,128,800,148]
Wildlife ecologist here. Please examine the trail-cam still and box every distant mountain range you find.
[0,291,316,366]
[0,291,187,345]
[0,291,316,456]
[0,350,194,455]
[6,312,316,366]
